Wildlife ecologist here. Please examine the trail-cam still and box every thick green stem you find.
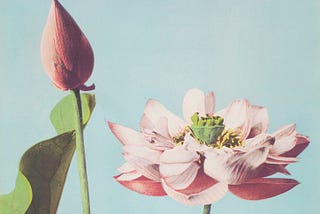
[71,89,90,214]
[203,204,212,214]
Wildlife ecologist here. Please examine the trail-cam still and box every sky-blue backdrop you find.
[1,0,319,213]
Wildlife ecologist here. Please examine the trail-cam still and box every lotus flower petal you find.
[116,170,142,181]
[115,175,167,196]
[124,154,160,181]
[160,162,196,177]
[161,170,228,205]
[108,122,144,146]
[161,162,200,190]
[140,113,154,131]
[160,145,199,164]
[282,135,309,157]
[140,115,170,138]
[214,106,226,117]
[183,88,215,123]
[242,133,275,149]
[265,155,297,164]
[205,92,215,116]
[41,0,94,91]
[229,178,299,200]
[143,100,186,137]
[123,145,162,164]
[140,115,173,150]
[204,135,273,184]
[255,164,290,178]
[247,105,269,138]
[117,162,136,174]
[159,144,201,190]
[270,135,296,155]
[217,99,251,139]
[184,134,209,153]
[272,124,296,139]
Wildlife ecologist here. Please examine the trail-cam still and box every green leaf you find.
[22,93,95,213]
[20,132,75,214]
[0,93,95,214]
[50,93,96,134]
[0,171,32,214]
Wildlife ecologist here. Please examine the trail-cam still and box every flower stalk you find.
[71,89,90,214]
[203,204,212,214]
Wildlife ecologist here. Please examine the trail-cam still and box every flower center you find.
[173,113,245,149]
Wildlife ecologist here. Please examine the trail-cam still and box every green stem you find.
[203,204,212,214]
[71,89,90,214]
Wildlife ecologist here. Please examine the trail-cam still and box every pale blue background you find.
[0,0,319,213]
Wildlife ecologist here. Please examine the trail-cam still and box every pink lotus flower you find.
[108,88,309,205]
[41,0,94,91]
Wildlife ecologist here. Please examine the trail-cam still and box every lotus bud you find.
[41,0,94,91]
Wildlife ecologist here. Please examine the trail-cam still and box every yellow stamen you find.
[212,129,245,149]
[173,127,191,145]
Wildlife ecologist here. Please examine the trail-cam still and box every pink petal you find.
[184,134,208,153]
[247,106,269,138]
[272,124,296,139]
[182,89,205,122]
[142,133,174,151]
[140,115,172,149]
[161,170,228,205]
[182,88,215,123]
[140,114,171,139]
[222,99,251,139]
[270,135,296,155]
[140,113,154,130]
[108,121,144,145]
[117,162,136,174]
[154,117,171,138]
[160,162,196,177]
[215,108,226,118]
[159,145,201,190]
[160,145,199,164]
[282,135,309,157]
[124,154,160,181]
[265,155,297,164]
[161,162,200,190]
[143,99,186,137]
[229,178,299,200]
[204,136,272,184]
[242,133,275,149]
[115,175,167,196]
[123,145,162,164]
[116,170,142,181]
[255,164,290,178]
[205,92,215,116]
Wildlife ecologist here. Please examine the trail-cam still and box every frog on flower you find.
[108,88,309,206]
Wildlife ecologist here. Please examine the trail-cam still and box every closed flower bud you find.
[41,0,94,91]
